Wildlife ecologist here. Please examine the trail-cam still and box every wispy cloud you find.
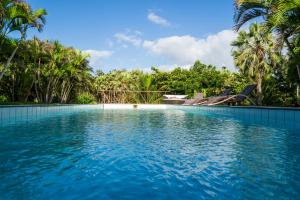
[147,12,170,27]
[83,49,113,70]
[114,31,142,47]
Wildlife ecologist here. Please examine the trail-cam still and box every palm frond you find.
[234,1,269,31]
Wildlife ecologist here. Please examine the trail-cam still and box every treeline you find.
[93,62,249,104]
[0,0,299,106]
[0,39,298,105]
[93,58,296,106]
[0,0,92,104]
[1,44,249,104]
[0,38,92,103]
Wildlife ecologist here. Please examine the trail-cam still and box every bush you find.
[0,95,8,104]
[75,93,96,104]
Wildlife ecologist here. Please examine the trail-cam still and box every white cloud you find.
[114,32,142,47]
[132,64,191,73]
[83,49,113,69]
[143,30,237,70]
[147,12,170,27]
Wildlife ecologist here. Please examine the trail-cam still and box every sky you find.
[26,0,237,72]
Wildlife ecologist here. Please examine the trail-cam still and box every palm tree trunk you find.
[0,33,25,81]
[25,79,35,102]
[297,85,300,106]
[256,70,263,106]
[0,45,19,81]
[12,72,15,102]
[297,65,300,81]
[257,72,263,106]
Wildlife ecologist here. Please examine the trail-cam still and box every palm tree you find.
[234,0,300,36]
[59,49,90,103]
[138,74,161,103]
[232,23,280,105]
[234,0,300,79]
[234,0,270,31]
[0,0,47,81]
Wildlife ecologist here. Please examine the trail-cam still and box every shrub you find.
[0,95,8,104]
[76,93,96,104]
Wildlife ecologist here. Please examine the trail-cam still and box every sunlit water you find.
[0,108,299,199]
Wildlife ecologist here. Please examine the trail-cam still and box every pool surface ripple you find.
[0,108,299,199]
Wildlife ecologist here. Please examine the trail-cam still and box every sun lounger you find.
[182,93,203,105]
[196,89,232,105]
[203,84,257,106]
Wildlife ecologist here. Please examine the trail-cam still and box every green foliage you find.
[0,38,92,103]
[75,93,96,104]
[232,23,281,105]
[0,95,8,103]
[234,0,300,81]
[92,61,240,104]
[234,0,300,106]
[0,0,47,39]
[0,0,47,83]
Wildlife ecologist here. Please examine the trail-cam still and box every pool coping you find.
[0,104,299,111]
[199,105,300,111]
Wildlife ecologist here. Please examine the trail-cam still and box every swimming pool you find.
[0,105,299,199]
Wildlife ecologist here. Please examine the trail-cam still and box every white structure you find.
[103,104,168,109]
[163,95,188,99]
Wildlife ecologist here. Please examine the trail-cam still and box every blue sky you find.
[27,0,237,72]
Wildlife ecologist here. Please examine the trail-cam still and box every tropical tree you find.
[137,73,162,103]
[232,23,280,105]
[58,49,91,103]
[0,38,92,103]
[234,0,300,80]
[0,0,47,81]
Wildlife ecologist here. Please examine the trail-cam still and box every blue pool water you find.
[0,107,299,199]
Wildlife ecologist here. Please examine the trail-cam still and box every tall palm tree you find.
[59,49,90,103]
[232,23,280,105]
[234,0,300,79]
[0,0,47,81]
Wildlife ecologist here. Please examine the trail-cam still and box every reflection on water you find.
[0,109,299,199]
